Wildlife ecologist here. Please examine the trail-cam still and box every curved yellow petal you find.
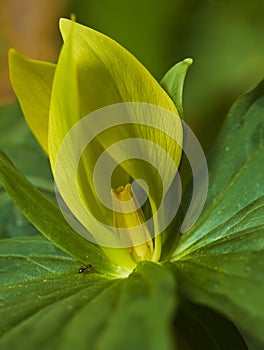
[8,49,56,153]
[59,18,178,115]
[49,20,182,268]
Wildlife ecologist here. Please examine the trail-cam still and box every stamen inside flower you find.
[111,184,155,263]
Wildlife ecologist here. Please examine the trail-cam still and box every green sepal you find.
[160,58,193,119]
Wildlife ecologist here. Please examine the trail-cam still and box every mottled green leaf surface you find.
[171,80,264,344]
[175,80,264,255]
[0,243,177,350]
[95,262,177,350]
[0,236,76,286]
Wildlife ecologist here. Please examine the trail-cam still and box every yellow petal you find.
[8,49,56,153]
[59,18,178,116]
[50,20,182,261]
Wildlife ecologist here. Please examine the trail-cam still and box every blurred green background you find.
[1,0,263,151]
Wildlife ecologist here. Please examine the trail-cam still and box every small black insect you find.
[78,264,92,273]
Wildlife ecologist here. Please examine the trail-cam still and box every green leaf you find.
[160,58,193,119]
[171,250,264,345]
[0,241,177,350]
[96,261,177,350]
[0,236,116,347]
[175,79,264,255]
[171,80,264,344]
[0,236,76,286]
[0,151,114,275]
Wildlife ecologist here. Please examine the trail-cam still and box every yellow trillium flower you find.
[9,18,183,272]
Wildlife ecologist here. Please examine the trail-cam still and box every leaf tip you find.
[59,17,70,35]
[8,48,22,70]
[8,47,16,60]
[183,58,193,66]
[8,48,25,88]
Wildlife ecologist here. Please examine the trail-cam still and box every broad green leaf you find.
[0,102,53,238]
[0,236,116,346]
[0,242,177,350]
[171,248,264,345]
[175,79,264,256]
[171,80,264,344]
[0,151,115,275]
[0,277,120,350]
[96,261,177,350]
[174,300,247,349]
[160,58,193,119]
[0,236,76,286]
[8,50,56,153]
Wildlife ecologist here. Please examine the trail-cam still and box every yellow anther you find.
[111,184,154,263]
